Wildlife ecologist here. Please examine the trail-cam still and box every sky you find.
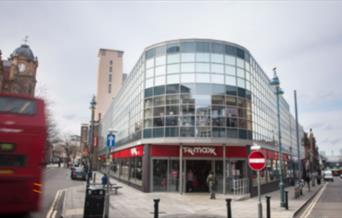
[1,0,341,155]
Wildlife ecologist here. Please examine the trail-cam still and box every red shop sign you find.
[183,146,222,157]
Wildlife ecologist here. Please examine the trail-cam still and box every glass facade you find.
[101,39,304,155]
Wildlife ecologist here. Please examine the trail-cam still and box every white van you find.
[323,170,334,182]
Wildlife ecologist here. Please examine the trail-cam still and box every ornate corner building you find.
[0,43,38,96]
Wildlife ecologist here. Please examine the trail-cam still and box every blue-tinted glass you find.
[180,83,195,94]
[155,46,166,56]
[180,42,196,53]
[166,84,179,94]
[247,130,253,139]
[239,129,247,139]
[226,86,237,96]
[196,42,210,53]
[238,88,246,97]
[153,128,164,137]
[143,129,152,138]
[166,116,178,126]
[246,90,252,99]
[226,128,238,138]
[237,48,245,59]
[165,127,179,137]
[213,128,226,137]
[212,84,225,95]
[167,44,180,54]
[211,43,225,54]
[195,84,212,95]
[154,85,165,96]
[146,48,155,59]
[180,127,195,137]
[245,52,250,62]
[145,88,153,97]
[194,95,211,106]
[225,45,237,56]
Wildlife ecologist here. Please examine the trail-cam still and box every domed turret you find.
[10,44,36,61]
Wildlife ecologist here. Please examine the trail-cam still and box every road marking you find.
[46,189,64,218]
[301,183,327,218]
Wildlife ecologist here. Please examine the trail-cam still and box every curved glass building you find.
[100,39,304,194]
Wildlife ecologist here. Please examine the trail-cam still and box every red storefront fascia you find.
[107,144,288,160]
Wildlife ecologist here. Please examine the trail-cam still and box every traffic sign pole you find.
[248,151,266,218]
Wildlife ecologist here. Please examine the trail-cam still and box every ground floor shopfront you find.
[101,144,291,195]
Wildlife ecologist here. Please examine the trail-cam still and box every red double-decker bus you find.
[0,94,47,215]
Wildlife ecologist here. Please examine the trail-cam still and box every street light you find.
[270,67,285,208]
[86,95,96,188]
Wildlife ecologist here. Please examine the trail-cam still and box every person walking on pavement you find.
[101,173,109,188]
[207,171,216,199]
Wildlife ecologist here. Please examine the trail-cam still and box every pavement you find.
[61,171,323,218]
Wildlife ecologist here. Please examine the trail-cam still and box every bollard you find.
[284,191,288,210]
[265,196,271,218]
[226,198,232,218]
[154,199,160,218]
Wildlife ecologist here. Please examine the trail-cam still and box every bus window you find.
[0,96,36,115]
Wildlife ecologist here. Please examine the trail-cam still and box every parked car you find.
[323,170,334,182]
[71,165,87,180]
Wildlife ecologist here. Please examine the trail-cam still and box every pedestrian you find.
[101,173,108,187]
[207,171,216,199]
[305,173,311,192]
[187,169,194,192]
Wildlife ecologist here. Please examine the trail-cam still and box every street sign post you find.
[106,134,116,148]
[248,151,266,218]
[104,132,115,218]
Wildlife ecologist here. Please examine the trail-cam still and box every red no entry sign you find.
[248,151,266,171]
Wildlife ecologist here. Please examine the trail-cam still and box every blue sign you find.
[106,134,116,148]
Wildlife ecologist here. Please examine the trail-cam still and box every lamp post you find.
[86,95,96,188]
[270,67,285,208]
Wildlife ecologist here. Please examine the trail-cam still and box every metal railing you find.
[228,178,249,196]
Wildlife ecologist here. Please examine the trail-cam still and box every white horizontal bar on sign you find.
[249,159,265,163]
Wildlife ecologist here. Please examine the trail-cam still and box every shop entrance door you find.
[186,160,211,192]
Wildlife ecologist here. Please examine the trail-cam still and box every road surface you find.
[296,176,342,218]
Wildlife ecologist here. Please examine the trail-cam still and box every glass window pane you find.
[167,44,180,54]
[181,104,195,115]
[155,46,166,56]
[195,84,211,95]
[225,55,235,65]
[156,56,166,66]
[154,107,165,117]
[153,128,164,137]
[212,64,224,74]
[165,127,179,137]
[146,59,154,69]
[166,105,179,115]
[155,76,166,86]
[146,68,154,78]
[155,66,166,76]
[211,43,225,54]
[167,74,179,84]
[196,63,210,72]
[196,53,210,62]
[225,65,235,76]
[196,74,210,83]
[166,84,180,94]
[237,68,245,78]
[145,48,155,60]
[180,127,195,136]
[181,63,195,72]
[154,85,165,96]
[146,78,154,88]
[211,74,224,84]
[196,42,210,53]
[237,58,244,68]
[211,54,224,63]
[181,53,195,62]
[181,42,196,53]
[168,54,180,64]
[237,78,245,88]
[180,116,195,126]
[181,74,195,83]
[166,95,179,105]
[225,76,236,86]
[167,64,180,74]
[154,96,165,106]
